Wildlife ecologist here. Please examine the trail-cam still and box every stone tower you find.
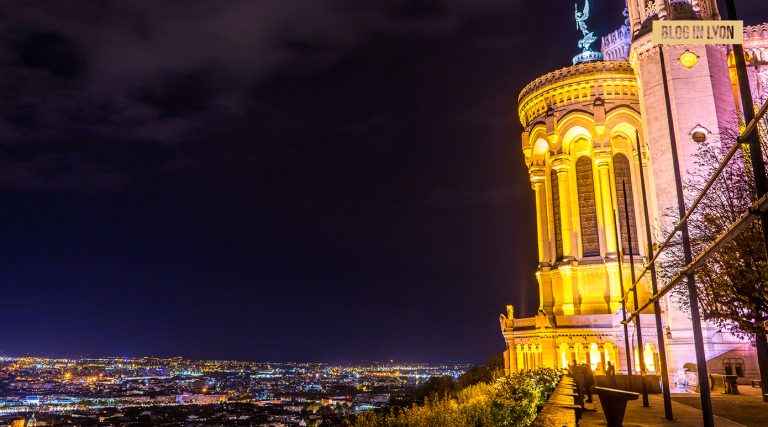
[627,0,734,233]
[626,0,748,383]
[501,0,765,387]
[503,60,659,375]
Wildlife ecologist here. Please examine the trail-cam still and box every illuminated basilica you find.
[500,0,768,388]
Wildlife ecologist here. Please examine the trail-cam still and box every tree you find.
[659,111,768,387]
[458,366,494,389]
[663,140,768,337]
[410,376,459,403]
[486,352,505,371]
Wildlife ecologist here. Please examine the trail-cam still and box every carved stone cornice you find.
[518,61,637,128]
[594,149,612,164]
[529,167,547,183]
[551,155,571,170]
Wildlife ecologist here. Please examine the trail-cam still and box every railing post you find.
[622,180,649,407]
[614,209,634,387]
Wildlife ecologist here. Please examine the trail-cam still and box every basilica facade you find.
[501,0,768,389]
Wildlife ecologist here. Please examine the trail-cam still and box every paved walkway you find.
[580,392,747,427]
[669,386,768,427]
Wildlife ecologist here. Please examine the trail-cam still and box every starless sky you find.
[1,0,766,363]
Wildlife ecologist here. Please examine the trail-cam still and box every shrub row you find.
[350,367,561,427]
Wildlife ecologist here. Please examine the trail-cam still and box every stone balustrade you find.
[531,375,579,427]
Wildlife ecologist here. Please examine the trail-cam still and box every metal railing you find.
[622,96,768,326]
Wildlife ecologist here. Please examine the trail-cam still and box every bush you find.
[529,367,561,404]
[349,368,560,427]
[489,374,539,427]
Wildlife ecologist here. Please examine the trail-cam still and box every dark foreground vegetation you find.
[348,367,561,427]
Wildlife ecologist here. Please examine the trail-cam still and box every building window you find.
[645,343,656,373]
[724,358,745,377]
[560,343,569,369]
[604,342,614,366]
[633,345,656,373]
[576,156,600,256]
[589,343,601,371]
[613,153,640,254]
[551,170,563,260]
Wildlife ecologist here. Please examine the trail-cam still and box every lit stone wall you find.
[625,0,757,385]
[518,61,652,317]
[499,61,659,377]
[501,0,764,383]
[601,25,631,61]
[731,24,768,110]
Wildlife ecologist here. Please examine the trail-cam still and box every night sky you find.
[1,1,766,363]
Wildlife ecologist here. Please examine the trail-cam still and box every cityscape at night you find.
[3,0,768,425]
[0,356,469,425]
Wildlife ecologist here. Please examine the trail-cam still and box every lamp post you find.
[658,44,714,427]
[614,209,634,388]
[635,130,674,419]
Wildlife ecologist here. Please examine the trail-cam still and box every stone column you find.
[595,153,617,257]
[522,346,529,371]
[552,156,575,260]
[531,168,551,265]
[658,0,670,19]
[628,0,641,34]
[509,342,517,375]
[599,344,607,374]
[559,265,575,315]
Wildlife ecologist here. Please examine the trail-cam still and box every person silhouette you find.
[606,361,617,388]
[581,364,596,403]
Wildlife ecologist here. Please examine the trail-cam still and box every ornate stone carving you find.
[644,0,658,19]
[576,156,600,256]
[551,169,564,260]
[613,153,640,255]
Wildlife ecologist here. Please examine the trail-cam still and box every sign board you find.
[652,20,743,45]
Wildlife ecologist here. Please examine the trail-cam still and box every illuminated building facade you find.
[734,24,768,106]
[501,0,768,387]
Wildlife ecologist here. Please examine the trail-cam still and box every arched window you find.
[589,343,601,371]
[574,343,584,364]
[644,343,656,373]
[724,358,745,377]
[604,342,614,366]
[634,343,656,373]
[559,343,569,369]
[613,153,639,254]
[576,156,600,256]
[551,170,563,260]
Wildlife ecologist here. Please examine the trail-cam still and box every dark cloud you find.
[0,0,524,191]
[13,31,85,80]
[1,0,766,362]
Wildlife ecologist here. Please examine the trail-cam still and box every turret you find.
[626,0,720,37]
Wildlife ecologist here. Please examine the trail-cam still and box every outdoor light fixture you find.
[692,131,707,143]
[679,50,699,68]
[690,125,710,143]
